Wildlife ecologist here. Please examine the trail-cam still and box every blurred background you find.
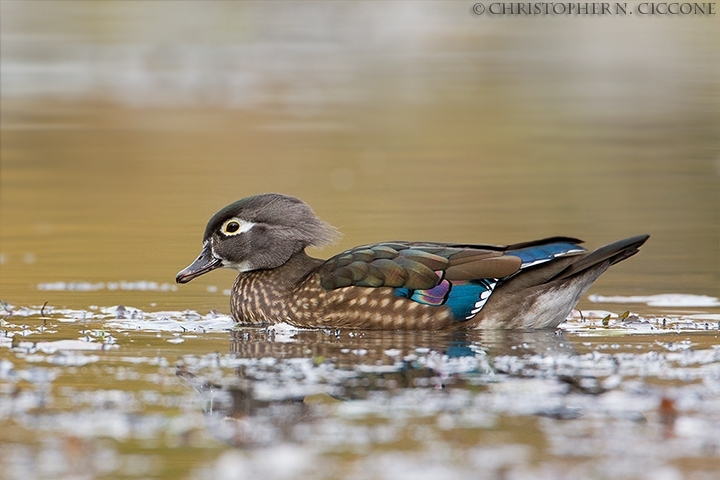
[1,1,718,313]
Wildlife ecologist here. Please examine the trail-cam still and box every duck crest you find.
[177,194,649,330]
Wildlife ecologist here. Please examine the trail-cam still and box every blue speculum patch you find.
[395,277,496,321]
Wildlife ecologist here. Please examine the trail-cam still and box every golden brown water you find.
[2,99,718,312]
[1,2,719,479]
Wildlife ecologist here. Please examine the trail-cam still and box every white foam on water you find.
[34,340,105,353]
[570,309,618,319]
[266,322,300,342]
[683,313,720,321]
[588,294,720,307]
[105,312,235,333]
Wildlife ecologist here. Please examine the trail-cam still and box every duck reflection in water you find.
[177,328,578,447]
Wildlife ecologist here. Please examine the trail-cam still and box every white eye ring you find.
[220,218,255,236]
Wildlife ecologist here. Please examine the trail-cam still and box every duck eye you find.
[220,218,254,236]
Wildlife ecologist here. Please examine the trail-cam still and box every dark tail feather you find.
[551,234,649,281]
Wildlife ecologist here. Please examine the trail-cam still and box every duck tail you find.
[551,234,649,282]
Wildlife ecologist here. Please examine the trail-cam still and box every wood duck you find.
[176,193,649,330]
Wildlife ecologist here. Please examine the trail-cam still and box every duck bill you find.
[176,244,223,284]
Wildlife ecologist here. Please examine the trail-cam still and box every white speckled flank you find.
[230,266,456,330]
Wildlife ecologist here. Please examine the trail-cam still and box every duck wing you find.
[316,237,586,291]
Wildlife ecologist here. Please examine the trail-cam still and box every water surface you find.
[1,2,719,479]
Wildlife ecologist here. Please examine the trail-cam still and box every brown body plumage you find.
[229,252,456,330]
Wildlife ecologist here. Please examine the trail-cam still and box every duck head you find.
[176,193,338,283]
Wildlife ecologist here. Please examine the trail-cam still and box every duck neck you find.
[268,250,323,284]
[230,250,323,324]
